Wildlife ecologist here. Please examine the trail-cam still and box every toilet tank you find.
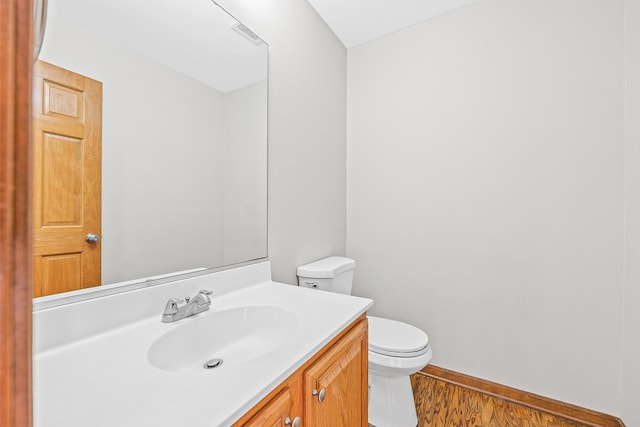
[297,256,356,295]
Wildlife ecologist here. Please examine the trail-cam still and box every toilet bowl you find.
[367,316,432,427]
[297,256,432,427]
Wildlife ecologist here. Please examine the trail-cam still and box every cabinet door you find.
[244,388,294,427]
[304,319,368,427]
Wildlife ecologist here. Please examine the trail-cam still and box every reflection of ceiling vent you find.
[231,22,264,46]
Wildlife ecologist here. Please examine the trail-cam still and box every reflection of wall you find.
[347,0,624,419]
[223,80,268,265]
[39,13,226,284]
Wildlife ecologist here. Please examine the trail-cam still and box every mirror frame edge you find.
[0,0,34,425]
[32,258,268,311]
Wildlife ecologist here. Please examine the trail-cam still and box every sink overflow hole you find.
[204,358,223,369]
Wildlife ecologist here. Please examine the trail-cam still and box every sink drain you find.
[204,358,223,369]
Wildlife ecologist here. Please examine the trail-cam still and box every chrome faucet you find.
[161,289,213,323]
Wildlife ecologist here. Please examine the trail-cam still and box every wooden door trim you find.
[0,0,34,426]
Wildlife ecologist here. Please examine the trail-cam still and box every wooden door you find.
[304,320,368,427]
[32,60,102,297]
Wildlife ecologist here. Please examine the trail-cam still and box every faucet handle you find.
[163,298,183,315]
[193,289,213,306]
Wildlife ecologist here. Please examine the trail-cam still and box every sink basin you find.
[148,305,298,372]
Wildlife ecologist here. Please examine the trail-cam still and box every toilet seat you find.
[368,316,430,358]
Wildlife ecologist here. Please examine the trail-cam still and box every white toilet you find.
[297,256,432,427]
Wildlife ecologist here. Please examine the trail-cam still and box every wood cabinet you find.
[233,315,368,427]
[304,319,367,426]
[244,388,296,427]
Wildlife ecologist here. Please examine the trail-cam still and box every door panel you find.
[38,253,83,296]
[304,320,368,427]
[41,133,83,225]
[244,389,291,427]
[43,80,84,119]
[32,60,102,297]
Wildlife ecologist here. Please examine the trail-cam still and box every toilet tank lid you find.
[297,256,355,278]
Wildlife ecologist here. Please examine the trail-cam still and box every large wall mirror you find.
[33,0,268,303]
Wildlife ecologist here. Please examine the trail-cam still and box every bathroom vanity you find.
[33,262,372,426]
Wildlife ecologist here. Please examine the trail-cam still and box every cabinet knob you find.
[284,416,301,427]
[312,388,326,403]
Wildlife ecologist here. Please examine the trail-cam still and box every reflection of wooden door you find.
[32,60,102,297]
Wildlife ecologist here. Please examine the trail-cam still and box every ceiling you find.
[306,0,481,48]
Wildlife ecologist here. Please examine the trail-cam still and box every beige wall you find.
[216,0,348,284]
[623,0,640,424]
[347,0,625,416]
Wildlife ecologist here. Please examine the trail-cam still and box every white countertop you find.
[33,277,372,427]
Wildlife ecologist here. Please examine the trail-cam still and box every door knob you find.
[85,233,100,243]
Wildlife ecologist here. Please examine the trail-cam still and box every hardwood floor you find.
[411,374,583,426]
[410,366,625,427]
